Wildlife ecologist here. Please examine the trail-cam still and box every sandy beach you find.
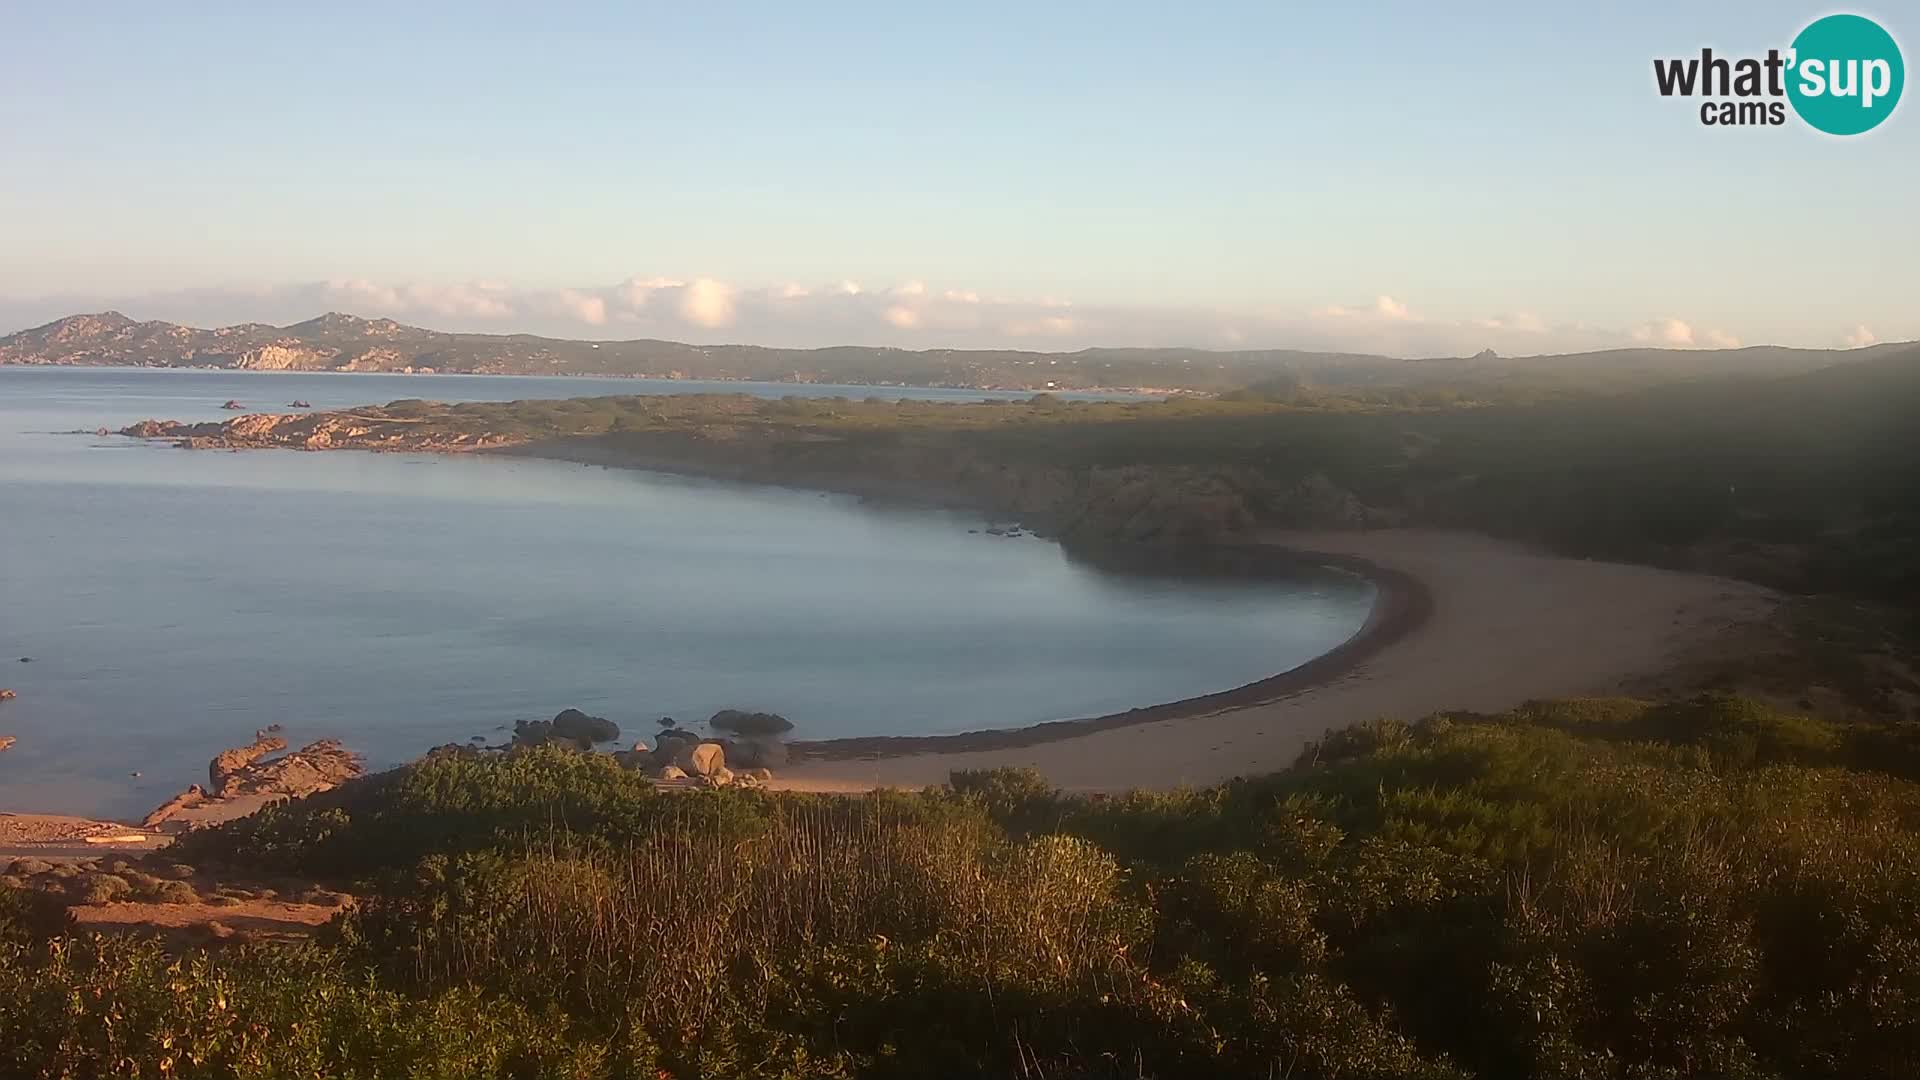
[0,527,1779,849]
[771,528,1779,794]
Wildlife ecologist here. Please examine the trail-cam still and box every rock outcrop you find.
[120,412,526,453]
[216,739,360,799]
[147,733,364,828]
[679,741,726,777]
[722,737,788,768]
[511,719,556,747]
[140,786,209,829]
[709,709,794,735]
[551,708,619,744]
[209,730,288,794]
[516,709,620,750]
[235,343,338,371]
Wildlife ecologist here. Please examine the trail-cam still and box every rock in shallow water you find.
[709,708,794,735]
[209,731,287,793]
[550,708,620,744]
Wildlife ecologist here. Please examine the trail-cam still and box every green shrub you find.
[1295,715,1416,768]
[173,745,762,877]
[145,879,200,905]
[1640,692,1842,766]
[0,886,72,946]
[10,695,1908,1078]
[71,873,132,906]
[0,937,620,1079]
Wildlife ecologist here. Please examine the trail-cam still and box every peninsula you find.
[110,345,1920,771]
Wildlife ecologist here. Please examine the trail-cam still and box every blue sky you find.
[0,1,1911,353]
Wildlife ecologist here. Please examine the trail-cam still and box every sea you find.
[0,366,1373,818]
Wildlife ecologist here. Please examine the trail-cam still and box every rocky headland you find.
[117,398,1394,555]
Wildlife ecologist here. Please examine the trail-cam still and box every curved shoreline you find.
[769,529,1779,794]
[103,418,1421,779]
[501,438,1432,759]
[786,546,1431,760]
[93,424,1778,797]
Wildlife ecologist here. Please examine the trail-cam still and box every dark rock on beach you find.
[654,729,699,752]
[722,737,788,768]
[512,709,619,750]
[709,709,794,735]
[512,719,559,747]
[551,708,619,744]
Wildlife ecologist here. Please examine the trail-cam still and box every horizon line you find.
[5,309,1909,365]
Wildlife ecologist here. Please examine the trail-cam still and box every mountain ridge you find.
[2,310,1907,393]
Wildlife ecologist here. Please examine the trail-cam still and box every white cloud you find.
[1844,324,1878,348]
[1628,318,1745,350]
[1317,294,1416,323]
[1633,317,1695,346]
[1005,315,1078,337]
[322,279,514,319]
[618,277,685,309]
[552,289,607,326]
[1474,312,1547,334]
[678,278,737,328]
[3,276,1799,358]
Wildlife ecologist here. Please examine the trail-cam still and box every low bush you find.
[3,695,1913,1077]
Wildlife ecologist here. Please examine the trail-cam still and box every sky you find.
[0,1,1912,355]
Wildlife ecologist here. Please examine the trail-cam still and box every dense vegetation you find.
[281,343,1920,615]
[67,331,1920,1075]
[5,694,1919,1077]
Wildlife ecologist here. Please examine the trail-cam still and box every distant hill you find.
[0,311,1905,394]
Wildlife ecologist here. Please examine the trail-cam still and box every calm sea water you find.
[0,367,1372,818]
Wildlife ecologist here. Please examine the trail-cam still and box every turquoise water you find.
[0,367,1372,818]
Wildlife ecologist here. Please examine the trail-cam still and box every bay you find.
[0,367,1372,818]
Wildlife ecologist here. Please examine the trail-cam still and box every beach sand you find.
[770,528,1779,794]
[0,528,1780,841]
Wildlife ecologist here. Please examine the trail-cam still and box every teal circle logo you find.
[1787,14,1904,134]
